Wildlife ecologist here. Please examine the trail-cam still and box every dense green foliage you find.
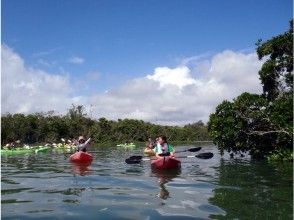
[256,20,293,100]
[1,105,210,145]
[208,20,293,160]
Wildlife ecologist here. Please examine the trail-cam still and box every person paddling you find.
[145,137,155,150]
[154,135,175,158]
[76,136,91,152]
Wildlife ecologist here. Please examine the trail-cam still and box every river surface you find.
[1,143,293,219]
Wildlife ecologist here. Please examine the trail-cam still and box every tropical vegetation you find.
[1,105,210,146]
[208,20,293,161]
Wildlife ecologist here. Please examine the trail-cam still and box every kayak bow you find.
[151,156,181,170]
[69,151,93,163]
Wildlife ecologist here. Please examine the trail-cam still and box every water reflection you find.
[151,168,181,200]
[2,145,293,220]
[209,158,293,219]
[70,162,92,176]
[125,166,144,175]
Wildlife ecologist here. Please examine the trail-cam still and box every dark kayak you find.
[69,151,93,163]
[151,156,181,170]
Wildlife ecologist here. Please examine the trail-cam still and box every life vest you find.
[154,143,174,154]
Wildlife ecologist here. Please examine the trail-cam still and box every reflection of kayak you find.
[1,148,34,155]
[151,168,181,200]
[144,148,155,156]
[71,162,92,176]
[69,151,93,163]
[151,157,181,170]
[117,143,136,148]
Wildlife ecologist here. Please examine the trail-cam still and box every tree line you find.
[208,20,293,161]
[1,105,210,145]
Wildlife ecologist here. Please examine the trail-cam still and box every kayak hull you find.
[144,148,156,156]
[70,151,93,163]
[151,157,181,170]
[35,146,51,153]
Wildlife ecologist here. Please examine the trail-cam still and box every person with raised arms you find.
[75,136,91,152]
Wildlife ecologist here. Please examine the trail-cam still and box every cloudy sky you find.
[2,0,292,125]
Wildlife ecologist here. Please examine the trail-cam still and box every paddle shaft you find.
[125,152,214,164]
[141,154,211,161]
[175,147,201,153]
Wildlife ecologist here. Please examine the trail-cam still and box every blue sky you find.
[1,0,293,124]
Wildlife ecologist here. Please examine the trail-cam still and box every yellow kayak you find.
[144,148,156,156]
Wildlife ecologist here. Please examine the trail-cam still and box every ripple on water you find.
[2,187,34,195]
[1,145,293,220]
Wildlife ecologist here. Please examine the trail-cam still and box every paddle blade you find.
[175,147,202,153]
[196,152,214,159]
[125,158,142,164]
[129,155,143,160]
[187,147,202,152]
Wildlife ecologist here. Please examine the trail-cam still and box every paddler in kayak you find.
[154,135,175,158]
[75,136,91,152]
[145,137,156,149]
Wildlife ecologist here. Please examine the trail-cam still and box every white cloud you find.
[32,46,63,57]
[89,50,263,125]
[147,66,197,89]
[1,45,82,114]
[68,56,84,64]
[1,45,264,125]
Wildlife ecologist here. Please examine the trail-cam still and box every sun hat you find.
[78,136,85,141]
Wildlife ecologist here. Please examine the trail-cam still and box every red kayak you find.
[69,151,93,163]
[151,156,181,170]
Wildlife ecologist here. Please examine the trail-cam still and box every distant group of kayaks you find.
[2,143,213,171]
[1,142,136,155]
[1,143,75,155]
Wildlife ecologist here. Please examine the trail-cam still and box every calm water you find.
[1,144,293,220]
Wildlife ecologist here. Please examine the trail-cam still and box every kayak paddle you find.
[125,152,214,164]
[175,147,202,153]
[128,147,202,160]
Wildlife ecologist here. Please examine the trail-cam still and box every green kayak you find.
[1,146,52,155]
[117,143,136,148]
[1,148,34,155]
[34,146,51,153]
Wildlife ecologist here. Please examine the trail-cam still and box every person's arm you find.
[77,138,91,151]
[85,138,91,145]
[74,139,79,146]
